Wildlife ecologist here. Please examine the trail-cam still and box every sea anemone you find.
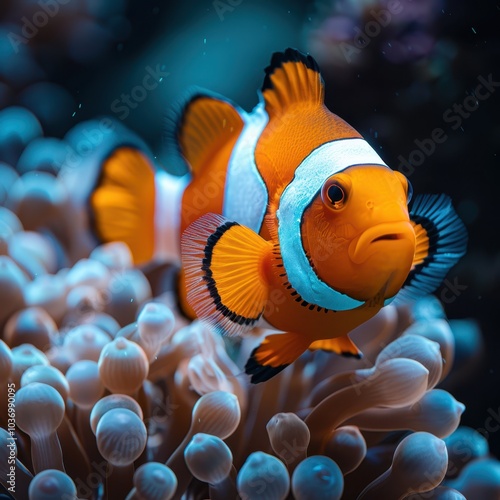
[0,189,498,499]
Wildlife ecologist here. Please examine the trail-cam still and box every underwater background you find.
[1,0,499,498]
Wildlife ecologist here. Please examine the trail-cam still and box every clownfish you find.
[79,48,467,383]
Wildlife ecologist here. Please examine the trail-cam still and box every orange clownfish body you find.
[84,49,467,383]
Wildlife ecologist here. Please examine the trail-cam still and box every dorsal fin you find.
[261,48,325,118]
[164,87,244,176]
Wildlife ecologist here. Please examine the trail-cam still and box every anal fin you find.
[181,213,272,336]
[309,336,362,358]
[245,332,310,384]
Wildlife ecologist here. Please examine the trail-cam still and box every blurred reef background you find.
[0,0,499,468]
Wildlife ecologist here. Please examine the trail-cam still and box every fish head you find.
[301,165,416,301]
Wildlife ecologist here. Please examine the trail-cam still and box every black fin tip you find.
[245,347,289,384]
[262,48,321,92]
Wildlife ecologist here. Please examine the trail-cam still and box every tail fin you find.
[60,119,157,265]
[90,146,156,265]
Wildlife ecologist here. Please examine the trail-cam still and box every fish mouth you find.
[371,233,404,242]
[349,221,415,264]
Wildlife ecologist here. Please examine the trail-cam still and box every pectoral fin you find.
[395,194,468,304]
[181,213,273,336]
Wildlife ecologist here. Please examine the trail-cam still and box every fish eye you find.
[328,185,344,204]
[321,179,346,210]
